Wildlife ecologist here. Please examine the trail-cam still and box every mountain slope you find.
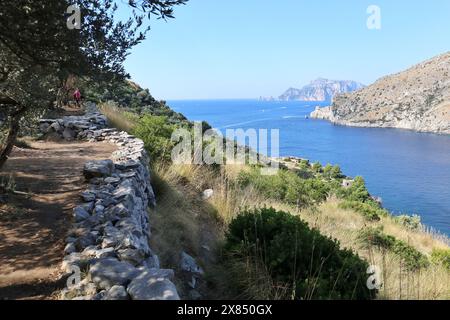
[279,78,364,102]
[314,52,450,134]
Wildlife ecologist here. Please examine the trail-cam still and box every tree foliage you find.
[237,167,330,209]
[133,115,175,162]
[0,0,187,169]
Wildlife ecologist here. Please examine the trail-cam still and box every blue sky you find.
[123,0,450,100]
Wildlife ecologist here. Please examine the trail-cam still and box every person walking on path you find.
[73,88,81,108]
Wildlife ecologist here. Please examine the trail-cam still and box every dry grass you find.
[215,251,293,300]
[291,201,450,300]
[98,102,137,133]
[154,163,450,300]
[148,163,226,299]
[381,217,449,254]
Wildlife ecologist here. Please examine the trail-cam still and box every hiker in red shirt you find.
[73,88,81,108]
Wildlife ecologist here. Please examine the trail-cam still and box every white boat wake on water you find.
[218,118,275,129]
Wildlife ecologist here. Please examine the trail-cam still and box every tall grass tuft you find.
[99,102,138,133]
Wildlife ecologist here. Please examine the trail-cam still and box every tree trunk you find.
[0,106,27,170]
[55,76,68,109]
[56,87,64,109]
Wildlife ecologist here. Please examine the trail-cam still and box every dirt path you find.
[0,140,116,300]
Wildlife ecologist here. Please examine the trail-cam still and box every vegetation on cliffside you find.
[327,52,450,134]
[98,85,450,300]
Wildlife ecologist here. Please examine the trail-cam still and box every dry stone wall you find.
[41,102,180,300]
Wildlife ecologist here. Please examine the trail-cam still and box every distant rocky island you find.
[258,96,277,102]
[279,78,365,102]
[311,52,450,134]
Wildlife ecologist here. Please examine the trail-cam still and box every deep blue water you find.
[168,99,450,236]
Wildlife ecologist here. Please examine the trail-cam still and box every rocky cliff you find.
[312,52,450,134]
[310,106,334,120]
[279,78,364,102]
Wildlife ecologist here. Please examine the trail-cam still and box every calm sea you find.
[168,99,450,236]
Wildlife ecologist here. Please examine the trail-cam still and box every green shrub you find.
[284,173,310,207]
[238,168,287,200]
[311,162,322,173]
[391,241,429,271]
[357,227,429,271]
[338,200,387,221]
[237,168,329,209]
[431,248,450,271]
[298,159,310,169]
[357,227,395,248]
[293,167,314,180]
[395,214,422,230]
[225,207,373,300]
[133,115,175,162]
[337,176,372,202]
[323,164,343,179]
[303,178,329,204]
[334,176,390,220]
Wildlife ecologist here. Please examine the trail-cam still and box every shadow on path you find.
[0,140,116,300]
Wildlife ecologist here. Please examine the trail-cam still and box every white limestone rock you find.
[73,206,90,222]
[89,258,139,290]
[127,269,179,300]
[180,252,204,275]
[83,160,114,179]
[103,285,129,300]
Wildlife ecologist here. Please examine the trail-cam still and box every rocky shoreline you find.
[310,105,450,135]
[309,53,450,135]
[310,106,334,121]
